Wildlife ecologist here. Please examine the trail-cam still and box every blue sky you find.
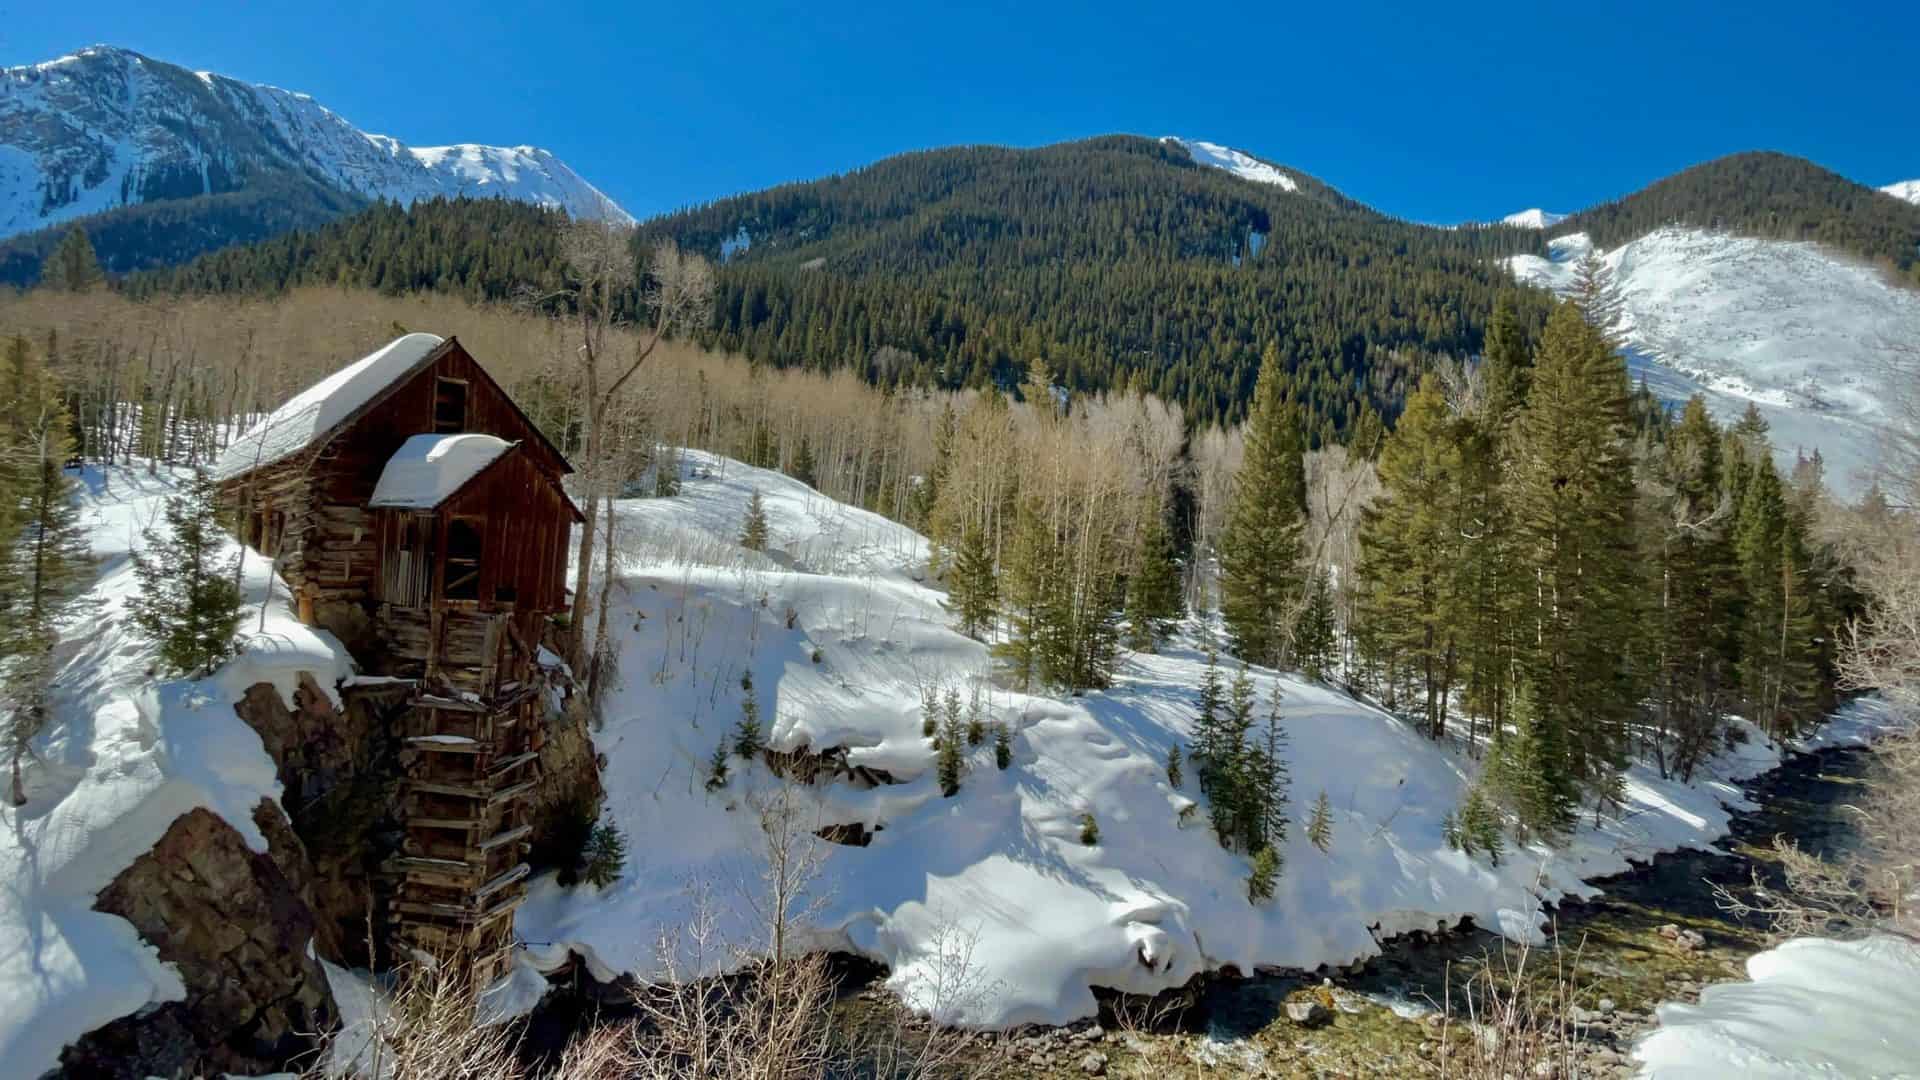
[9,1,1917,223]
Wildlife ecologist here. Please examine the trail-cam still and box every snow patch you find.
[369,433,513,509]
[1881,179,1920,205]
[1163,137,1299,192]
[1500,208,1567,228]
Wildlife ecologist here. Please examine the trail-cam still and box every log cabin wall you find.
[220,336,582,990]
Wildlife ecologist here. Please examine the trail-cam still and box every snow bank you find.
[511,450,1838,1028]
[1163,137,1300,191]
[1881,179,1920,205]
[369,433,513,508]
[214,333,445,481]
[1507,227,1920,497]
[1633,935,1920,1078]
[0,465,355,1077]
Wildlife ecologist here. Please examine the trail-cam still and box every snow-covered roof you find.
[368,433,514,509]
[213,333,447,480]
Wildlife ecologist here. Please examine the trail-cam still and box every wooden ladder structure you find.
[382,611,545,989]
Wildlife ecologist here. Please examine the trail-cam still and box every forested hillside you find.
[1556,151,1920,278]
[131,137,1560,436]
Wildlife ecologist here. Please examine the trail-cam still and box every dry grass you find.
[1434,932,1595,1080]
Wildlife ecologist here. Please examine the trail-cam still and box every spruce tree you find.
[733,671,764,759]
[993,496,1057,689]
[1124,513,1183,652]
[1481,290,1530,425]
[789,435,818,489]
[1078,812,1100,845]
[128,469,245,678]
[1165,743,1183,789]
[740,488,770,552]
[994,721,1012,769]
[1219,345,1307,668]
[1653,397,1738,781]
[1293,571,1337,681]
[1247,845,1280,903]
[1255,685,1291,854]
[1307,790,1333,852]
[937,692,966,796]
[581,820,628,887]
[1498,302,1641,836]
[46,227,104,292]
[705,741,731,791]
[1192,647,1226,792]
[947,523,999,640]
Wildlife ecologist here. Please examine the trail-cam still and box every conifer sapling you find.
[1307,790,1333,853]
[128,468,244,678]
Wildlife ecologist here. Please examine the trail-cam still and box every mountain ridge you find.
[0,45,629,279]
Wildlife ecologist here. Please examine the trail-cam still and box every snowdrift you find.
[1508,227,1920,498]
[0,466,354,1077]
[512,451,1839,1028]
[1634,935,1920,1077]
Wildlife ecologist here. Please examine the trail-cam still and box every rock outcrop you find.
[60,806,333,1079]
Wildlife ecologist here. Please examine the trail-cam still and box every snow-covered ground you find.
[0,465,354,1078]
[1162,137,1300,192]
[1508,228,1920,497]
[1634,935,1920,1077]
[1882,179,1920,205]
[510,451,1870,1028]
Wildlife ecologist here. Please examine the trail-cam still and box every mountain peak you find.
[0,45,632,243]
[1501,208,1568,229]
[1884,180,1920,206]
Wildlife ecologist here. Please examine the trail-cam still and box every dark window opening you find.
[434,378,469,433]
[495,583,518,605]
[445,518,482,601]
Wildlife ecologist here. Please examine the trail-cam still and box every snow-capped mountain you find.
[1883,179,1920,206]
[1508,227,1920,495]
[1500,208,1568,228]
[0,45,632,241]
[1162,136,1300,191]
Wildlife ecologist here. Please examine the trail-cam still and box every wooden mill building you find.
[216,332,583,987]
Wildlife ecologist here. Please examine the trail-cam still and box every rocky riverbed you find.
[921,741,1877,1078]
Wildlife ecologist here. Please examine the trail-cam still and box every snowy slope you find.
[1501,208,1567,228]
[1634,935,1920,1078]
[0,45,631,240]
[1162,137,1299,191]
[1508,228,1920,496]
[1882,179,1920,205]
[510,450,1819,1028]
[0,465,355,1077]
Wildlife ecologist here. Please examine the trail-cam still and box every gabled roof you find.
[369,433,515,509]
[214,333,447,480]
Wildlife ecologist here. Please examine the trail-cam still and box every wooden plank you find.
[476,824,532,852]
[485,778,539,806]
[473,862,530,899]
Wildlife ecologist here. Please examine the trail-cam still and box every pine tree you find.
[733,671,764,759]
[705,741,731,791]
[789,434,818,488]
[1569,249,1624,345]
[128,468,245,678]
[1165,743,1184,789]
[740,488,770,552]
[1459,787,1504,865]
[1247,845,1280,903]
[1219,345,1307,668]
[1356,378,1467,736]
[994,721,1013,769]
[1124,513,1183,652]
[947,523,999,640]
[1497,302,1641,836]
[1481,290,1531,425]
[2,340,92,804]
[1253,685,1291,854]
[1078,812,1100,845]
[1192,647,1227,793]
[1307,790,1333,853]
[993,496,1057,689]
[937,692,966,796]
[965,685,986,746]
[581,820,628,887]
[652,446,682,497]
[1652,397,1738,781]
[46,227,104,292]
[1293,571,1337,681]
